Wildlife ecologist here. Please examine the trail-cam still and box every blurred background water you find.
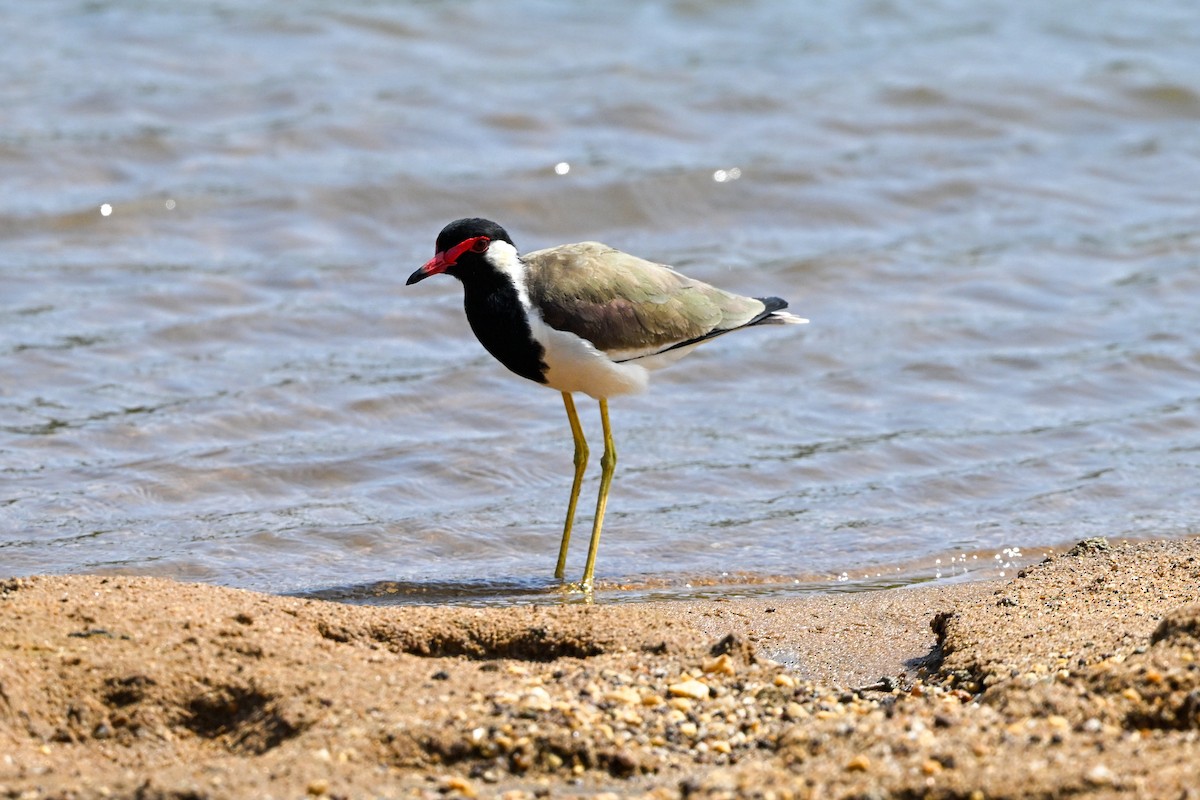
[2,0,1198,603]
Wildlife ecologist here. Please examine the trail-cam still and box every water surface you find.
[3,0,1198,602]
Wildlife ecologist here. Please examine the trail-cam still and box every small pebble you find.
[783,702,807,720]
[1085,764,1115,786]
[520,687,553,712]
[668,679,710,700]
[440,775,477,797]
[604,687,641,706]
[703,654,736,676]
[845,754,871,772]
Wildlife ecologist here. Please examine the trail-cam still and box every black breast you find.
[461,272,549,385]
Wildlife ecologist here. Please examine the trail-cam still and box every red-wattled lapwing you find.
[407,218,806,589]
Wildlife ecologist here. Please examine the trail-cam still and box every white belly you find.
[530,316,649,399]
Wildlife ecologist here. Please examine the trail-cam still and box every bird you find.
[407,218,806,589]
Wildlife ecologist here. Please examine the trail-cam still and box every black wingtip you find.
[755,296,789,314]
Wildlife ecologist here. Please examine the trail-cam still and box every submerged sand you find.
[2,537,1198,798]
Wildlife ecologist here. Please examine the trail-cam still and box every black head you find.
[407,218,516,285]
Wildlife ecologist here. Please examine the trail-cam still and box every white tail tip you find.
[773,311,808,325]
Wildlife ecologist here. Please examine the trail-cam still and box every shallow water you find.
[3,0,1199,603]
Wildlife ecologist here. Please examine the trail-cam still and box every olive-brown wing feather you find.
[524,243,766,356]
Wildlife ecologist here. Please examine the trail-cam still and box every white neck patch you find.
[482,240,533,310]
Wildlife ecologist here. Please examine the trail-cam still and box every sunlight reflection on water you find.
[1,0,1198,600]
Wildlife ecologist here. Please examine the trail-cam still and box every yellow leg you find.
[580,398,616,590]
[555,392,588,580]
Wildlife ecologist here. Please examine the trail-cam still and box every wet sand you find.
[2,537,1198,799]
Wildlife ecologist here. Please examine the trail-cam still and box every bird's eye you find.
[470,237,490,253]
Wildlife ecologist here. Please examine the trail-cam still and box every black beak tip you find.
[405,268,428,286]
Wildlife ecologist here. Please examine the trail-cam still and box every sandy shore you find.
[2,537,1198,799]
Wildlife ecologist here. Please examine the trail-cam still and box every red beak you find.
[407,236,489,285]
[406,252,447,285]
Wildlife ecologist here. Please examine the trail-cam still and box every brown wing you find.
[524,243,767,357]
